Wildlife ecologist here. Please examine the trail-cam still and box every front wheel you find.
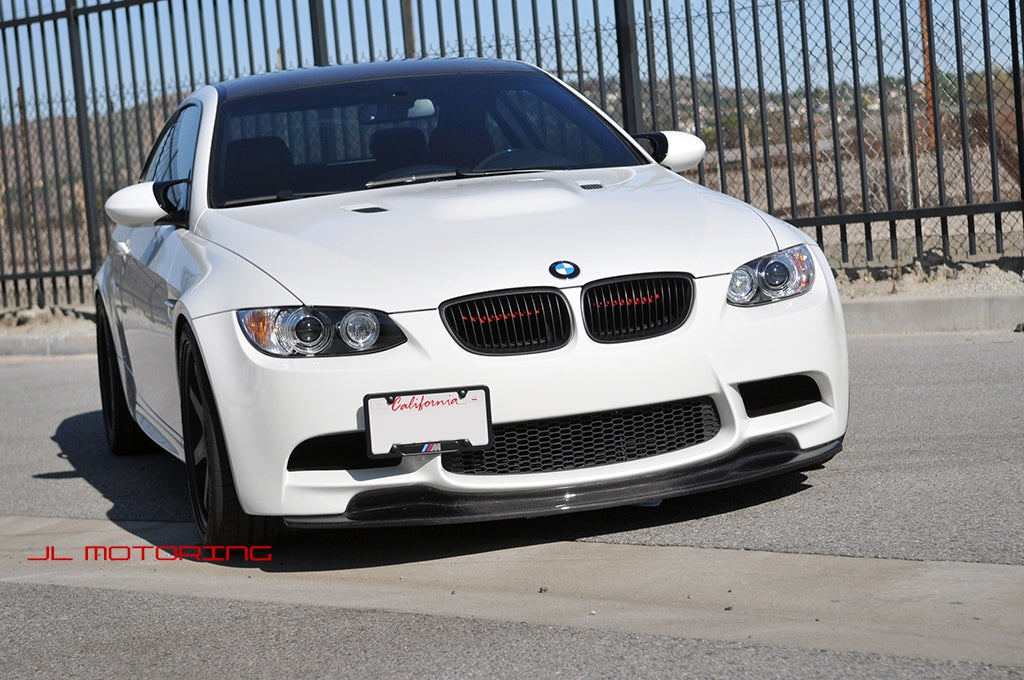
[178,326,272,547]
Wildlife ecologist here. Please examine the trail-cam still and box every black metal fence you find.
[1,0,1022,308]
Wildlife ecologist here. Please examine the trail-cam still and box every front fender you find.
[171,230,302,324]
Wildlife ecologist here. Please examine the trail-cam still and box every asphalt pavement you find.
[1,294,1022,678]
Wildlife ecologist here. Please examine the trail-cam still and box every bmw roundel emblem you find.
[549,260,580,279]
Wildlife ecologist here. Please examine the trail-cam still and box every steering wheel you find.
[473,148,523,170]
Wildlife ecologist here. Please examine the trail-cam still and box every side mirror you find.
[104,180,189,227]
[105,182,166,227]
[633,131,706,173]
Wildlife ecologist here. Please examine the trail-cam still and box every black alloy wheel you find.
[178,326,271,547]
[95,297,148,455]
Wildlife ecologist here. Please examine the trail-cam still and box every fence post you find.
[1010,0,1024,196]
[66,1,102,278]
[401,0,416,58]
[614,0,643,133]
[309,0,330,66]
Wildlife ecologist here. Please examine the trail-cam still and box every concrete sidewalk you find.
[1,293,1022,357]
[841,292,1024,335]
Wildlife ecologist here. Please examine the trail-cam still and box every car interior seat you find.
[369,127,428,174]
[221,136,294,204]
[426,120,494,169]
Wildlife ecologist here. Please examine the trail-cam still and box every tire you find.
[96,298,149,455]
[178,326,272,547]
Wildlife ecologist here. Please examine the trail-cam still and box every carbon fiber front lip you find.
[282,435,843,528]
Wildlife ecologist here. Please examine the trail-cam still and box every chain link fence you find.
[1,0,1022,308]
[640,0,1023,267]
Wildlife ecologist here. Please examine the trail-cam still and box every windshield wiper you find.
[364,166,570,190]
[221,194,288,208]
[364,170,461,189]
[456,165,570,178]
[220,189,343,207]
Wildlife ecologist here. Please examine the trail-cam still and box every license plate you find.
[364,386,491,457]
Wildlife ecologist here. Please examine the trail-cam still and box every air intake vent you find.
[582,274,693,342]
[441,289,572,355]
[443,396,720,474]
[738,375,822,418]
[578,183,603,190]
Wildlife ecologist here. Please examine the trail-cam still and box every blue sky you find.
[1,0,1021,119]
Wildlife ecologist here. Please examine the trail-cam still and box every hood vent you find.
[346,205,387,213]
[578,182,604,191]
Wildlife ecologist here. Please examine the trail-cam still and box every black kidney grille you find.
[442,290,572,355]
[442,396,720,475]
[583,275,693,342]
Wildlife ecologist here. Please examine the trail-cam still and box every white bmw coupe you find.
[97,58,848,545]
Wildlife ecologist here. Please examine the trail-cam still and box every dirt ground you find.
[0,305,95,339]
[834,254,1024,299]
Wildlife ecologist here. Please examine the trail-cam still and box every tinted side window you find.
[143,105,202,209]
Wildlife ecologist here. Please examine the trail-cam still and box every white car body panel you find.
[198,166,779,311]
[96,59,849,531]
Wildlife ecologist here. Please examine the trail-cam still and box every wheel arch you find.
[94,286,138,412]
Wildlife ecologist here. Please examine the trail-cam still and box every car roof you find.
[213,58,545,102]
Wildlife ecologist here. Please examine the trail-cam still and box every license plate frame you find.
[364,386,492,458]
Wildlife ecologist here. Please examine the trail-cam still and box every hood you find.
[196,165,778,311]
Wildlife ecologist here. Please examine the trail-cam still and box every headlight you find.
[338,310,380,350]
[237,307,406,357]
[726,245,815,306]
[280,308,331,355]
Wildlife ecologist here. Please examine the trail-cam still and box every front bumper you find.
[188,263,849,520]
[284,435,842,527]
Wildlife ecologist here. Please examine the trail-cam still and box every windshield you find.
[209,70,644,208]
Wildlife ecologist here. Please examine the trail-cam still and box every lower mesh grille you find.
[442,396,720,475]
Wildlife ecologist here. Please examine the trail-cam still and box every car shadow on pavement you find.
[50,411,812,571]
[48,411,196,545]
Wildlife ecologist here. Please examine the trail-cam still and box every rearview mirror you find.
[358,96,436,124]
